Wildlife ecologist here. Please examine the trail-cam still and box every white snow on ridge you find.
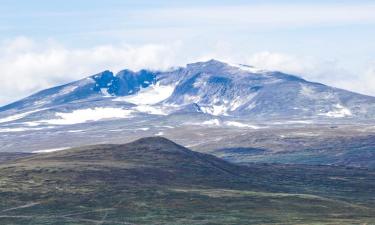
[137,127,150,131]
[224,121,260,129]
[186,119,261,129]
[134,105,167,115]
[201,105,229,116]
[270,120,314,125]
[0,127,33,133]
[39,107,134,125]
[186,119,221,126]
[198,94,257,116]
[183,94,201,103]
[202,119,221,126]
[42,85,80,104]
[300,84,316,99]
[59,85,78,96]
[100,88,112,97]
[114,82,175,105]
[23,121,41,127]
[0,109,45,124]
[228,63,265,74]
[32,147,70,153]
[229,97,245,111]
[193,77,207,88]
[67,130,85,133]
[0,126,54,133]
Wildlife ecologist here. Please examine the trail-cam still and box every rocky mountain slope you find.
[1,59,375,122]
[1,60,375,168]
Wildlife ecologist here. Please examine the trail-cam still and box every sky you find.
[0,0,375,105]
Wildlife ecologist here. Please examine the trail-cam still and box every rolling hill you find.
[0,137,374,224]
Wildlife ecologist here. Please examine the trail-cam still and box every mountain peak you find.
[186,59,228,68]
[131,136,180,147]
[1,59,375,123]
[24,137,237,175]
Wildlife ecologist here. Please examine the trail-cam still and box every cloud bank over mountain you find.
[0,37,374,105]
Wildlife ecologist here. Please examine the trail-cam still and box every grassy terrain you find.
[187,125,375,168]
[0,152,33,163]
[0,137,374,224]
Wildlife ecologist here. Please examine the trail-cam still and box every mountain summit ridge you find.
[1,59,375,121]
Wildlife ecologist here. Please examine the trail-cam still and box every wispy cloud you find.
[244,51,375,97]
[130,3,375,29]
[0,37,187,105]
[0,36,374,106]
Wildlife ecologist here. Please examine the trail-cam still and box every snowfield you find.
[114,82,175,105]
[39,107,134,125]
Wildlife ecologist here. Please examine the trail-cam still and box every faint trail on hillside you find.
[0,215,136,224]
[98,199,126,225]
[0,202,40,213]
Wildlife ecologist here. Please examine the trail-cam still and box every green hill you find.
[0,137,374,224]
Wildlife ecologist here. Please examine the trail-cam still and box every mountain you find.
[2,59,375,120]
[1,59,375,167]
[194,126,375,168]
[0,137,374,224]
[0,152,33,163]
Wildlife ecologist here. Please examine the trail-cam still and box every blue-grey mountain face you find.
[0,59,375,123]
[0,60,375,160]
[1,59,375,121]
[0,69,160,112]
[2,59,375,168]
[162,60,375,119]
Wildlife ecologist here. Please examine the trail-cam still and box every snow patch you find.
[193,77,207,88]
[32,147,70,153]
[183,95,201,103]
[229,97,245,111]
[134,105,167,115]
[0,109,44,124]
[318,104,352,118]
[224,121,260,129]
[137,127,150,131]
[246,102,257,111]
[59,86,78,95]
[43,85,80,103]
[114,82,175,105]
[0,126,54,133]
[67,130,84,133]
[23,121,41,127]
[271,120,314,125]
[202,119,221,126]
[39,107,134,125]
[201,105,229,116]
[100,88,112,97]
[300,84,316,98]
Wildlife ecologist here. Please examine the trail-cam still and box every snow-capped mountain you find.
[2,59,375,165]
[1,59,375,122]
[1,59,375,154]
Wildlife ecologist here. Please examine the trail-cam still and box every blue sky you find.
[0,0,375,105]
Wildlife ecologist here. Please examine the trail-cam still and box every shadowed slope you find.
[0,137,374,224]
[14,137,244,187]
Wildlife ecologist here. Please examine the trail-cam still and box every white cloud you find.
[0,37,189,105]
[244,51,375,97]
[132,4,375,29]
[246,52,316,74]
[335,65,375,96]
[0,37,374,106]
